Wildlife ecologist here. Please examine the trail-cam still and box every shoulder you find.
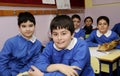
[76,38,88,47]
[111,31,119,36]
[5,35,19,43]
[36,39,42,45]
[45,41,54,49]
[80,29,85,32]
[73,39,89,54]
[89,30,97,35]
[92,30,97,33]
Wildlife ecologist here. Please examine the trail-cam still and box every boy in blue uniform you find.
[0,12,42,76]
[86,16,120,49]
[72,14,85,39]
[28,15,95,76]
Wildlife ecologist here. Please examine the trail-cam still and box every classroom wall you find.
[0,6,84,50]
[85,0,120,29]
[1,0,120,50]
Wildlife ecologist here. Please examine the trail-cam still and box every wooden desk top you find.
[89,47,120,62]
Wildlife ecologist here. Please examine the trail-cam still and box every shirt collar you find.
[54,37,77,51]
[29,35,37,43]
[97,30,112,37]
[75,28,80,33]
[19,33,36,43]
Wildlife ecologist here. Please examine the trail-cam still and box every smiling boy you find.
[0,12,42,76]
[28,15,95,76]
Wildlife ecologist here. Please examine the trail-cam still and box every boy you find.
[28,15,95,76]
[0,12,42,76]
[83,16,95,38]
[71,14,85,39]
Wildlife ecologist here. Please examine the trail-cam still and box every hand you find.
[57,64,81,76]
[28,66,44,76]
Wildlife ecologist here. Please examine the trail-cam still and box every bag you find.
[98,39,120,52]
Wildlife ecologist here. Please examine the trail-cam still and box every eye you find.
[62,32,67,35]
[52,33,58,36]
[103,23,107,25]
[21,25,26,28]
[29,24,34,27]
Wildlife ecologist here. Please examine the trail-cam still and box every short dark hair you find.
[84,16,93,23]
[97,16,109,26]
[50,15,75,35]
[18,12,36,26]
[71,14,81,21]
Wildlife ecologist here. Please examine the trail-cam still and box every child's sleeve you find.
[85,31,98,47]
[0,40,12,76]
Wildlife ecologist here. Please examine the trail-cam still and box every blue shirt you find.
[35,38,95,76]
[74,28,85,39]
[0,35,42,76]
[112,23,120,37]
[85,30,120,49]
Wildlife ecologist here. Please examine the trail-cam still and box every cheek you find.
[30,27,35,31]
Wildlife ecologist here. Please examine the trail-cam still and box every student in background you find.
[0,12,42,76]
[28,15,95,76]
[71,14,85,39]
[112,23,120,37]
[86,16,120,49]
[82,16,96,39]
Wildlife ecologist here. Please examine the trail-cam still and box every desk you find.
[89,47,120,76]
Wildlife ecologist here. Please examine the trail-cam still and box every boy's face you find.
[97,19,109,34]
[19,20,35,39]
[85,18,93,26]
[51,28,73,49]
[72,18,80,29]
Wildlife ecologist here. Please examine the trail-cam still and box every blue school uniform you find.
[35,38,95,76]
[0,34,42,76]
[74,28,85,39]
[112,23,120,37]
[85,30,120,49]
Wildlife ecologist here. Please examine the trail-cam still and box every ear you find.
[48,31,52,38]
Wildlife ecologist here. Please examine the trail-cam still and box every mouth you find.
[57,41,65,44]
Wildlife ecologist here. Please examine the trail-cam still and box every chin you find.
[57,46,65,49]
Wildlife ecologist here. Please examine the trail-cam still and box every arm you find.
[70,41,91,75]
[111,24,118,31]
[0,40,12,76]
[85,31,98,47]
[46,64,80,76]
[33,42,79,76]
[28,65,80,76]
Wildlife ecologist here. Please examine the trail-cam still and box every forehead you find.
[73,18,80,21]
[98,19,107,23]
[21,20,34,25]
[52,28,69,33]
[86,18,92,21]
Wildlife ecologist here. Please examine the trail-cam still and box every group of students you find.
[72,14,96,40]
[72,14,120,49]
[0,11,119,76]
[0,12,95,76]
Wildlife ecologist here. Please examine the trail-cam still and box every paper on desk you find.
[90,50,110,57]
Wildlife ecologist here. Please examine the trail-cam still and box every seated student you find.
[82,16,96,38]
[112,23,120,37]
[28,15,95,76]
[86,16,120,49]
[0,12,42,76]
[71,14,85,39]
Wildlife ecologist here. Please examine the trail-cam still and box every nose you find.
[58,35,62,40]
[26,27,30,30]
